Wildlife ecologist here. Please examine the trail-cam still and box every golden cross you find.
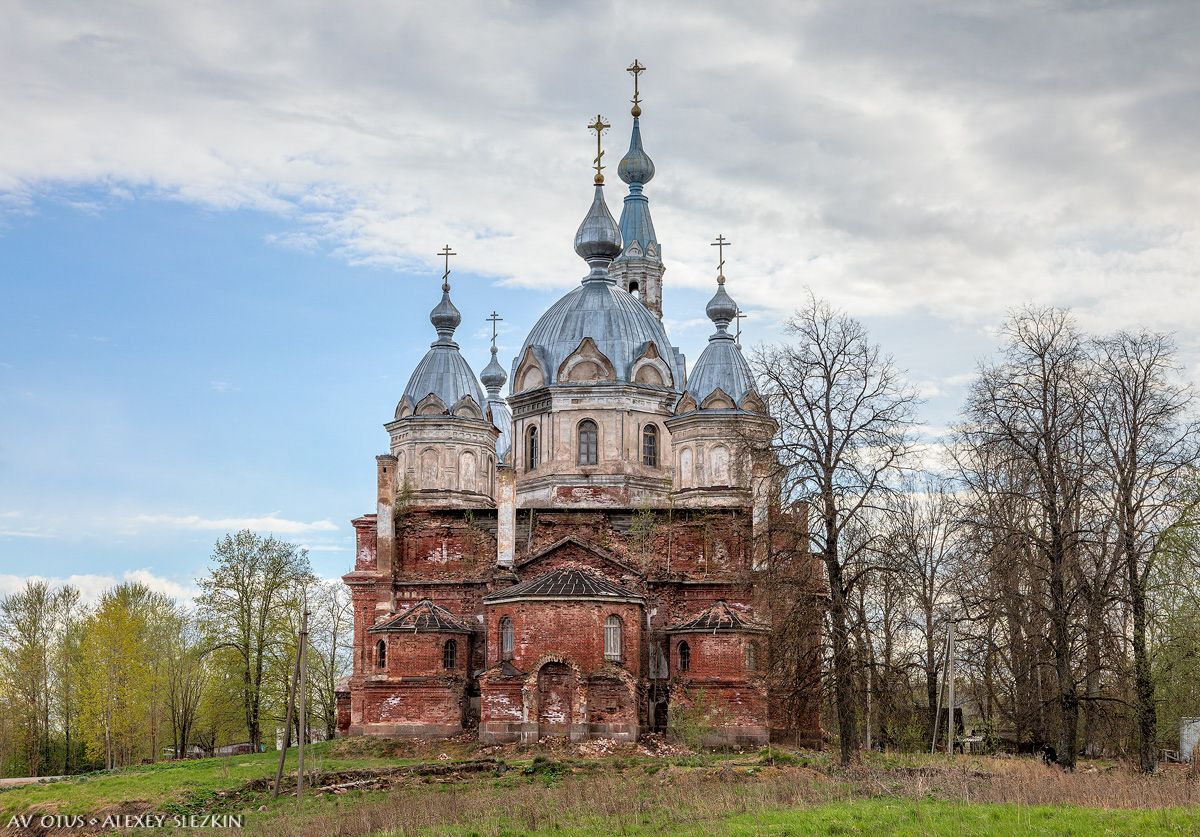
[438,245,456,291]
[711,234,732,284]
[486,311,503,350]
[627,59,646,117]
[588,114,610,185]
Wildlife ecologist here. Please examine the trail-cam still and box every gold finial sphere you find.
[594,171,605,185]
[631,103,642,117]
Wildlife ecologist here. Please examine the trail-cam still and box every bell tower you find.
[610,59,665,320]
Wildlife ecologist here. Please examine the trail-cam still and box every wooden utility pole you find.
[297,606,309,800]
[946,619,956,756]
[271,631,302,799]
[272,604,310,800]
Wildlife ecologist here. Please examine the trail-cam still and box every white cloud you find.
[133,514,339,535]
[0,569,195,605]
[0,0,1196,344]
[209,380,239,393]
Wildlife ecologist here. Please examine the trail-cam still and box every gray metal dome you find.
[516,279,681,387]
[685,280,757,406]
[686,335,756,406]
[487,396,513,462]
[399,285,486,417]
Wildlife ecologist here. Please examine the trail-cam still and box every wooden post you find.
[271,628,303,799]
[946,619,956,756]
[297,606,309,800]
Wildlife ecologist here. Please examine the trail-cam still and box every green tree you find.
[195,530,313,750]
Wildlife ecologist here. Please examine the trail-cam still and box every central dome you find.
[516,279,680,387]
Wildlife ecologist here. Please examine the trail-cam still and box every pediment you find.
[514,345,546,392]
[674,392,698,415]
[700,388,736,410]
[558,337,616,383]
[630,341,672,388]
[451,395,483,419]
[738,391,767,414]
[515,535,643,584]
[415,393,448,415]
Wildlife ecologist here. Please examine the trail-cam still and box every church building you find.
[340,63,822,746]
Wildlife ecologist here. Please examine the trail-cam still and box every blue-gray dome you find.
[574,185,622,263]
[516,280,681,387]
[481,345,512,460]
[488,396,513,462]
[399,285,486,417]
[686,335,756,406]
[685,280,757,407]
[617,118,655,187]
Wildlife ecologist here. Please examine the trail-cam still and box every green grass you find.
[0,741,402,818]
[425,800,1200,836]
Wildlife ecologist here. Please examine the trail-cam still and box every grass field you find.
[1,739,1197,835]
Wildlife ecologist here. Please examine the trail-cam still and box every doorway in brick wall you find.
[536,662,574,737]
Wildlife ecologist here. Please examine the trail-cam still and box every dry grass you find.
[238,754,1200,837]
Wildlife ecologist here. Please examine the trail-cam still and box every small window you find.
[526,426,539,471]
[578,420,598,466]
[500,616,514,661]
[745,641,756,672]
[678,640,690,672]
[375,639,387,669]
[642,424,658,467]
[604,615,622,662]
[629,281,640,299]
[443,638,457,670]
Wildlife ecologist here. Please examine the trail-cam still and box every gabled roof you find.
[516,535,642,577]
[369,599,476,634]
[664,600,768,634]
[483,568,643,604]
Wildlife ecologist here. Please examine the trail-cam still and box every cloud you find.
[0,569,195,605]
[1,0,1197,343]
[209,380,239,393]
[133,514,339,534]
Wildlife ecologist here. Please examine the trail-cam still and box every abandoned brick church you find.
[339,64,822,746]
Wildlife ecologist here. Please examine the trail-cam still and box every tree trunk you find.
[1128,553,1157,773]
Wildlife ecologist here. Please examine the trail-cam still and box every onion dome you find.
[574,184,623,268]
[481,345,513,462]
[399,278,486,416]
[617,118,655,187]
[615,119,658,258]
[684,275,757,407]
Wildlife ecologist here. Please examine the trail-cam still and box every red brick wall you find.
[486,600,642,674]
[368,632,470,678]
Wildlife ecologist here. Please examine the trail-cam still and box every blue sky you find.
[2,1,1197,599]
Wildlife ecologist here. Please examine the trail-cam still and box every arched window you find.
[443,638,457,670]
[375,639,387,670]
[604,615,622,662]
[526,426,539,471]
[629,281,640,299]
[500,616,514,661]
[745,641,756,672]
[677,641,690,672]
[642,424,658,467]
[578,419,598,466]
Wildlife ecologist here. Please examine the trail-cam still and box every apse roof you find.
[483,568,643,604]
[369,599,476,634]
[664,600,768,633]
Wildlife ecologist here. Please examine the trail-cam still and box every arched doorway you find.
[536,662,575,737]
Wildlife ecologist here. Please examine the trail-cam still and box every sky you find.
[1,1,1198,601]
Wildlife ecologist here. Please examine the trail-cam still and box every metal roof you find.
[369,599,476,634]
[664,600,768,633]
[483,568,643,603]
[400,287,487,415]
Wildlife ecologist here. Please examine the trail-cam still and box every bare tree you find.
[755,296,919,766]
[1087,330,1199,772]
[955,307,1094,769]
[309,580,353,741]
[165,610,206,759]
